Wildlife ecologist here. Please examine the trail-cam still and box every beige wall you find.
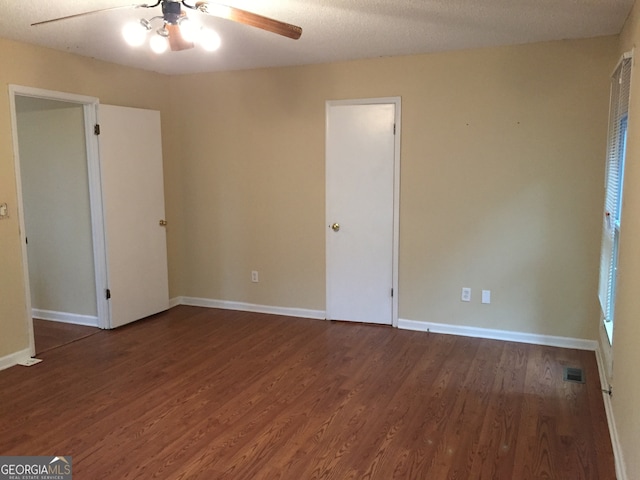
[0,38,174,358]
[0,35,616,354]
[608,1,640,478]
[173,37,616,339]
[17,99,96,317]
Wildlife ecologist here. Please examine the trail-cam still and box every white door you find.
[326,100,398,325]
[99,105,169,328]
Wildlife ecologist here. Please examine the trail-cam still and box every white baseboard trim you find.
[168,297,181,309]
[398,318,598,351]
[32,309,99,327]
[0,347,33,372]
[595,347,627,480]
[173,296,326,320]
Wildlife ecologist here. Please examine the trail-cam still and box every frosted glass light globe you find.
[180,18,199,43]
[122,22,146,47]
[200,28,221,52]
[150,34,169,54]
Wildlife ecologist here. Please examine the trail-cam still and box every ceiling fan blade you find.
[195,1,302,40]
[167,24,194,51]
[31,4,150,27]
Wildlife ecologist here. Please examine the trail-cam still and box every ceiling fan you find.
[32,0,302,54]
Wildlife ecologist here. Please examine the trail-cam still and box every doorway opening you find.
[9,86,110,357]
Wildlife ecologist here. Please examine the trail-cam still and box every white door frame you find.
[325,97,401,327]
[9,85,111,356]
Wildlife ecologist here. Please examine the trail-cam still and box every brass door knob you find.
[159,220,167,226]
[331,223,340,232]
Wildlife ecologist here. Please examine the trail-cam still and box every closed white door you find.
[99,105,169,328]
[326,101,397,325]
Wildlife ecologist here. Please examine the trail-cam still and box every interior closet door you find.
[326,101,397,325]
[99,105,169,328]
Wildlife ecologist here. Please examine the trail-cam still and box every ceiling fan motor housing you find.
[162,0,182,25]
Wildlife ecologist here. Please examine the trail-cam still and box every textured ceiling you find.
[0,0,634,75]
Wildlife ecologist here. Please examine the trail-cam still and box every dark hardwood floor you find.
[0,306,615,479]
[33,319,99,354]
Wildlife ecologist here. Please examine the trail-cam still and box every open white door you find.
[326,99,400,325]
[99,105,169,328]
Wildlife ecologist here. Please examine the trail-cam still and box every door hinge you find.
[391,288,394,297]
[25,236,28,245]
[106,288,111,300]
[393,123,396,135]
[94,124,101,135]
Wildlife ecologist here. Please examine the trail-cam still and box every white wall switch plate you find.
[251,270,259,283]
[0,203,8,219]
[482,290,491,304]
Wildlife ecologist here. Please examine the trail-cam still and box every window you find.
[598,53,632,344]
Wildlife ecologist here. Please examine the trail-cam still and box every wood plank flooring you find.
[33,319,99,354]
[0,306,615,479]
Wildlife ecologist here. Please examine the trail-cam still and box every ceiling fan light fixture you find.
[199,28,221,52]
[150,33,169,54]
[35,0,303,59]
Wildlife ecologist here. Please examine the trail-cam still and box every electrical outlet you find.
[0,203,8,219]
[251,270,259,283]
[482,290,491,304]
[461,287,471,302]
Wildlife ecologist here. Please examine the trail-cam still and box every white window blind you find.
[598,53,632,335]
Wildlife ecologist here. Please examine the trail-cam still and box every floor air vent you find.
[563,367,585,384]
